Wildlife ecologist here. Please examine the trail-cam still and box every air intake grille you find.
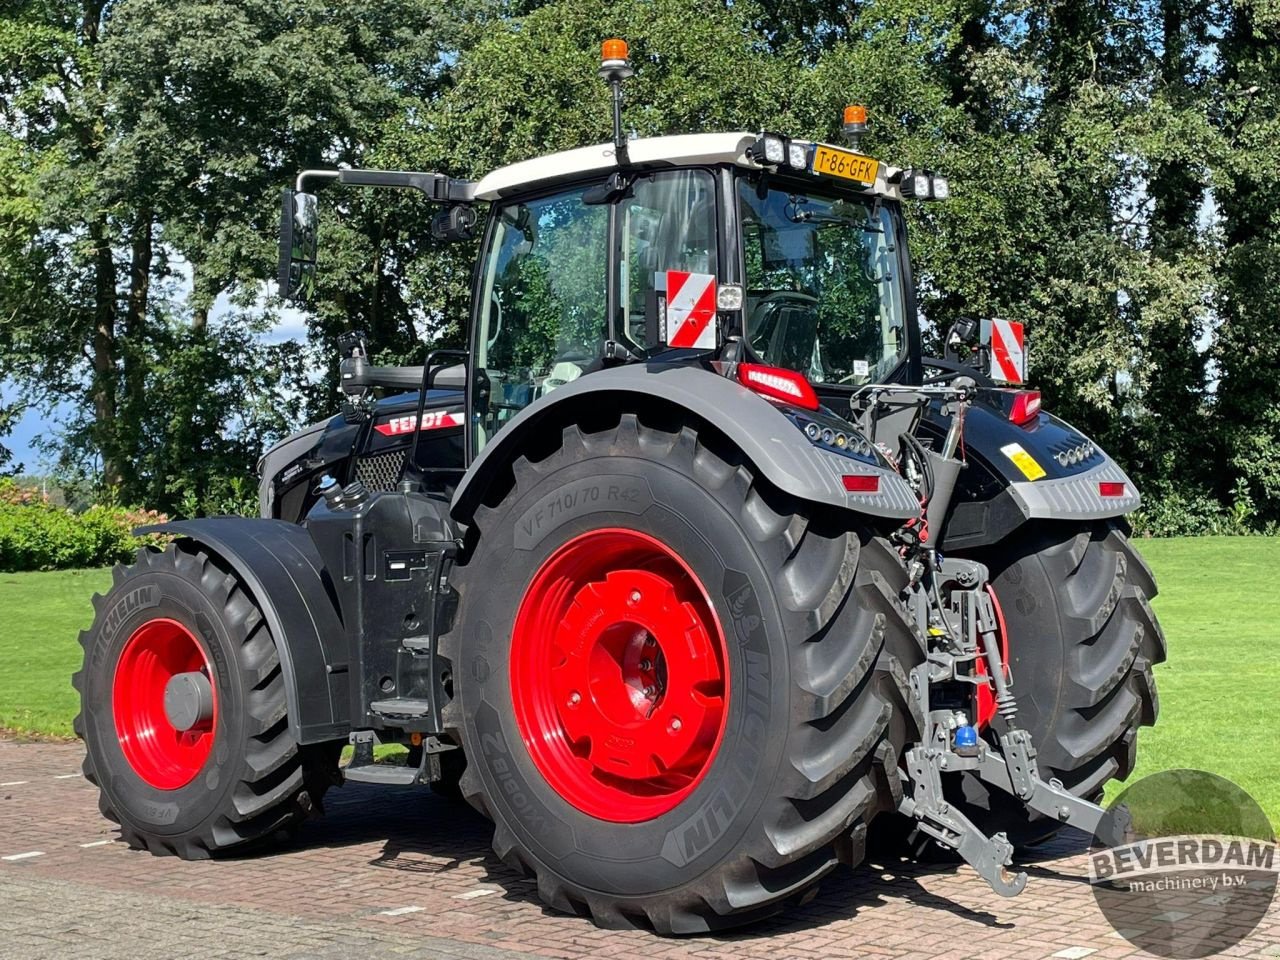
[355,449,407,492]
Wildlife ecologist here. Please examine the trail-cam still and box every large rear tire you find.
[948,520,1165,845]
[443,415,923,933]
[73,545,339,857]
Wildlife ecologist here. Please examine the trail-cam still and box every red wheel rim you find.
[112,618,218,790]
[975,585,1011,729]
[510,529,730,822]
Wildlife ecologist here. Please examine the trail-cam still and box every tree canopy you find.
[1,0,1277,531]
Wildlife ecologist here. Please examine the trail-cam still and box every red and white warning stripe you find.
[374,409,465,437]
[665,271,717,349]
[987,318,1026,384]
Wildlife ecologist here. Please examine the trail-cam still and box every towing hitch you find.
[898,550,1130,898]
[899,728,1131,898]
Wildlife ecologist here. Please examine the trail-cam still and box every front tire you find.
[443,415,923,933]
[73,545,338,857]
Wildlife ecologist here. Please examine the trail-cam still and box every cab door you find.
[468,169,723,456]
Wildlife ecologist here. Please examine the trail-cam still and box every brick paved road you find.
[1,739,1275,960]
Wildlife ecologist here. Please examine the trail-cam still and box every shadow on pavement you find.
[282,781,1092,937]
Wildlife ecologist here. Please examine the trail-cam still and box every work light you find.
[787,141,808,170]
[762,135,785,165]
[900,169,932,198]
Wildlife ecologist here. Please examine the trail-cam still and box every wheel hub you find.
[163,670,215,732]
[112,618,218,790]
[510,529,729,822]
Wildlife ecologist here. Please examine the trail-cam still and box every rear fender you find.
[451,363,919,525]
[138,518,349,744]
[927,403,1141,550]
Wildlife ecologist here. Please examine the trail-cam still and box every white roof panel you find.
[467,132,902,201]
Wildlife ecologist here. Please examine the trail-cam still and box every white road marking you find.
[53,774,79,780]
[79,840,114,848]
[2,851,45,862]
[452,888,498,900]
[1051,949,1096,960]
[378,906,424,916]
[0,781,29,787]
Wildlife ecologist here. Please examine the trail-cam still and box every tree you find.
[1213,0,1280,524]
[0,0,493,512]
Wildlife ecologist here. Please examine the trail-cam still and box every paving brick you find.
[1,740,1277,960]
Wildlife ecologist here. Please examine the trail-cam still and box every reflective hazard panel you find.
[663,271,718,350]
[983,318,1026,384]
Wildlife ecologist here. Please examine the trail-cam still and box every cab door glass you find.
[618,170,717,350]
[474,186,608,449]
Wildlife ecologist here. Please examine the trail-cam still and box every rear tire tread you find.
[444,414,924,933]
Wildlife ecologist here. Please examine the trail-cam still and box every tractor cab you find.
[279,127,945,470]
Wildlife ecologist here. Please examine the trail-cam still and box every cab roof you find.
[465,132,904,203]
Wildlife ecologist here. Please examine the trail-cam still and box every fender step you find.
[342,762,423,786]
[369,698,432,718]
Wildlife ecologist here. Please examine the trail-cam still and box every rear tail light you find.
[1098,481,1127,498]
[1008,390,1042,426]
[842,474,881,494]
[736,363,819,411]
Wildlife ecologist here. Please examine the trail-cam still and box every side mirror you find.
[278,188,319,302]
[944,317,979,363]
[431,204,478,242]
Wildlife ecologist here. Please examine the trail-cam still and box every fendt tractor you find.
[75,41,1166,934]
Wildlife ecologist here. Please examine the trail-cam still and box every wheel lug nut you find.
[644,635,656,647]
[628,590,642,606]
[669,717,682,733]
[568,691,581,707]
[643,685,657,698]
[640,659,652,671]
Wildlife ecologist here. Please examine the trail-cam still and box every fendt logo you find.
[373,410,464,437]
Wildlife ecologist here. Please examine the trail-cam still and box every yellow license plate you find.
[811,145,880,185]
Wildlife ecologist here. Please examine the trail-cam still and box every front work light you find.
[787,141,808,169]
[762,135,785,164]
[899,168,951,200]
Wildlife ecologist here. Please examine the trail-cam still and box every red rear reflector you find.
[737,363,820,411]
[1008,390,1042,426]
[1098,481,1126,498]
[842,474,881,494]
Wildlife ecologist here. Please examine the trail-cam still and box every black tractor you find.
[75,41,1164,935]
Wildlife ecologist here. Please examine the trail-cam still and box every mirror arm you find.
[296,169,341,192]
[295,168,475,202]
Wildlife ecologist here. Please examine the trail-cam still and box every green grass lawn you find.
[2,538,1276,820]
[0,566,112,738]
[1104,537,1278,820]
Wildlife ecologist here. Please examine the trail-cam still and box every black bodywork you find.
[258,388,466,524]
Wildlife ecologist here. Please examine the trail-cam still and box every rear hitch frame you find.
[899,555,1129,897]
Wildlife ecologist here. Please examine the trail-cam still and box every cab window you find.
[618,170,717,350]
[474,185,608,448]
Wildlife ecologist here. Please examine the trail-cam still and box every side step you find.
[341,729,450,786]
[343,762,422,786]
[369,698,432,718]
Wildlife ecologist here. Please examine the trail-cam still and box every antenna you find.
[599,39,634,167]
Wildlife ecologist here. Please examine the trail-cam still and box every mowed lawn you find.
[1,538,1276,820]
